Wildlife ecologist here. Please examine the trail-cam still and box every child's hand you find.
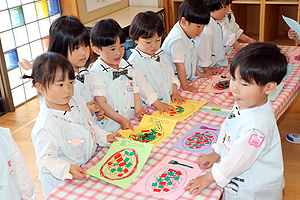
[120,118,134,131]
[136,108,150,119]
[153,100,174,114]
[95,103,105,120]
[86,100,97,116]
[288,29,298,40]
[69,164,86,180]
[171,93,186,105]
[197,152,220,169]
[107,132,122,143]
[184,172,214,195]
[182,84,198,93]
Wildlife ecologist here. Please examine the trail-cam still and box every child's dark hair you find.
[204,0,232,12]
[230,42,287,86]
[91,19,126,49]
[22,52,75,89]
[48,15,90,59]
[178,0,210,25]
[129,11,164,41]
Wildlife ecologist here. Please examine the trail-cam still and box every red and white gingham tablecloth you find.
[45,45,300,200]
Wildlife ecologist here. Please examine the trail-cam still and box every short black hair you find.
[48,15,90,58]
[22,52,75,90]
[178,0,210,25]
[129,11,164,41]
[91,19,126,49]
[204,0,232,12]
[230,42,287,86]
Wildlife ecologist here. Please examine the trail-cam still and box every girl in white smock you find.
[23,52,120,197]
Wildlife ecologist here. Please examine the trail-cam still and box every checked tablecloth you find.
[46,45,300,200]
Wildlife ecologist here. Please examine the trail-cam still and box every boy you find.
[196,0,241,72]
[162,0,210,93]
[288,29,300,45]
[185,42,287,200]
[0,127,38,199]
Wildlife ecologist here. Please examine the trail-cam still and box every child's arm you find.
[184,171,215,195]
[288,29,300,44]
[95,96,134,130]
[34,130,85,181]
[11,138,38,199]
[232,40,242,51]
[175,63,198,93]
[134,93,150,119]
[238,33,256,44]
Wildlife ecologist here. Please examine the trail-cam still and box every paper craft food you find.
[119,115,177,149]
[87,138,153,189]
[172,123,221,155]
[152,100,206,122]
[203,75,231,93]
[100,149,138,180]
[132,156,202,200]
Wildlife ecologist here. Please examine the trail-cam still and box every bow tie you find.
[113,69,133,80]
[155,56,160,62]
[75,74,84,83]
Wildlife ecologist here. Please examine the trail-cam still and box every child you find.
[162,0,210,93]
[48,15,103,120]
[23,52,119,197]
[222,8,256,53]
[128,11,185,110]
[196,0,241,72]
[0,127,38,200]
[90,19,149,132]
[288,29,300,45]
[185,42,287,199]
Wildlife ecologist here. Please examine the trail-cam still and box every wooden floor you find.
[0,93,300,200]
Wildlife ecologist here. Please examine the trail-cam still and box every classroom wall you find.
[62,0,129,24]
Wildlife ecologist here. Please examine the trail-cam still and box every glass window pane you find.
[47,0,59,16]
[4,49,19,71]
[21,0,35,4]
[38,17,50,38]
[7,0,21,8]
[23,3,37,24]
[41,36,49,52]
[8,67,23,88]
[17,44,32,62]
[0,30,16,52]
[9,7,25,28]
[0,10,12,32]
[20,67,32,77]
[13,26,28,47]
[26,22,40,42]
[24,81,37,100]
[50,13,60,23]
[0,0,8,11]
[35,0,49,20]
[12,86,26,107]
[30,39,43,59]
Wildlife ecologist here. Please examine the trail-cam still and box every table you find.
[84,7,165,30]
[45,45,300,199]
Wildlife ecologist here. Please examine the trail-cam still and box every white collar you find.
[134,47,164,61]
[97,57,133,74]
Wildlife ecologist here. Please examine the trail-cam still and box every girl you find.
[48,15,103,120]
[23,52,119,197]
[128,11,185,108]
[90,19,149,132]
